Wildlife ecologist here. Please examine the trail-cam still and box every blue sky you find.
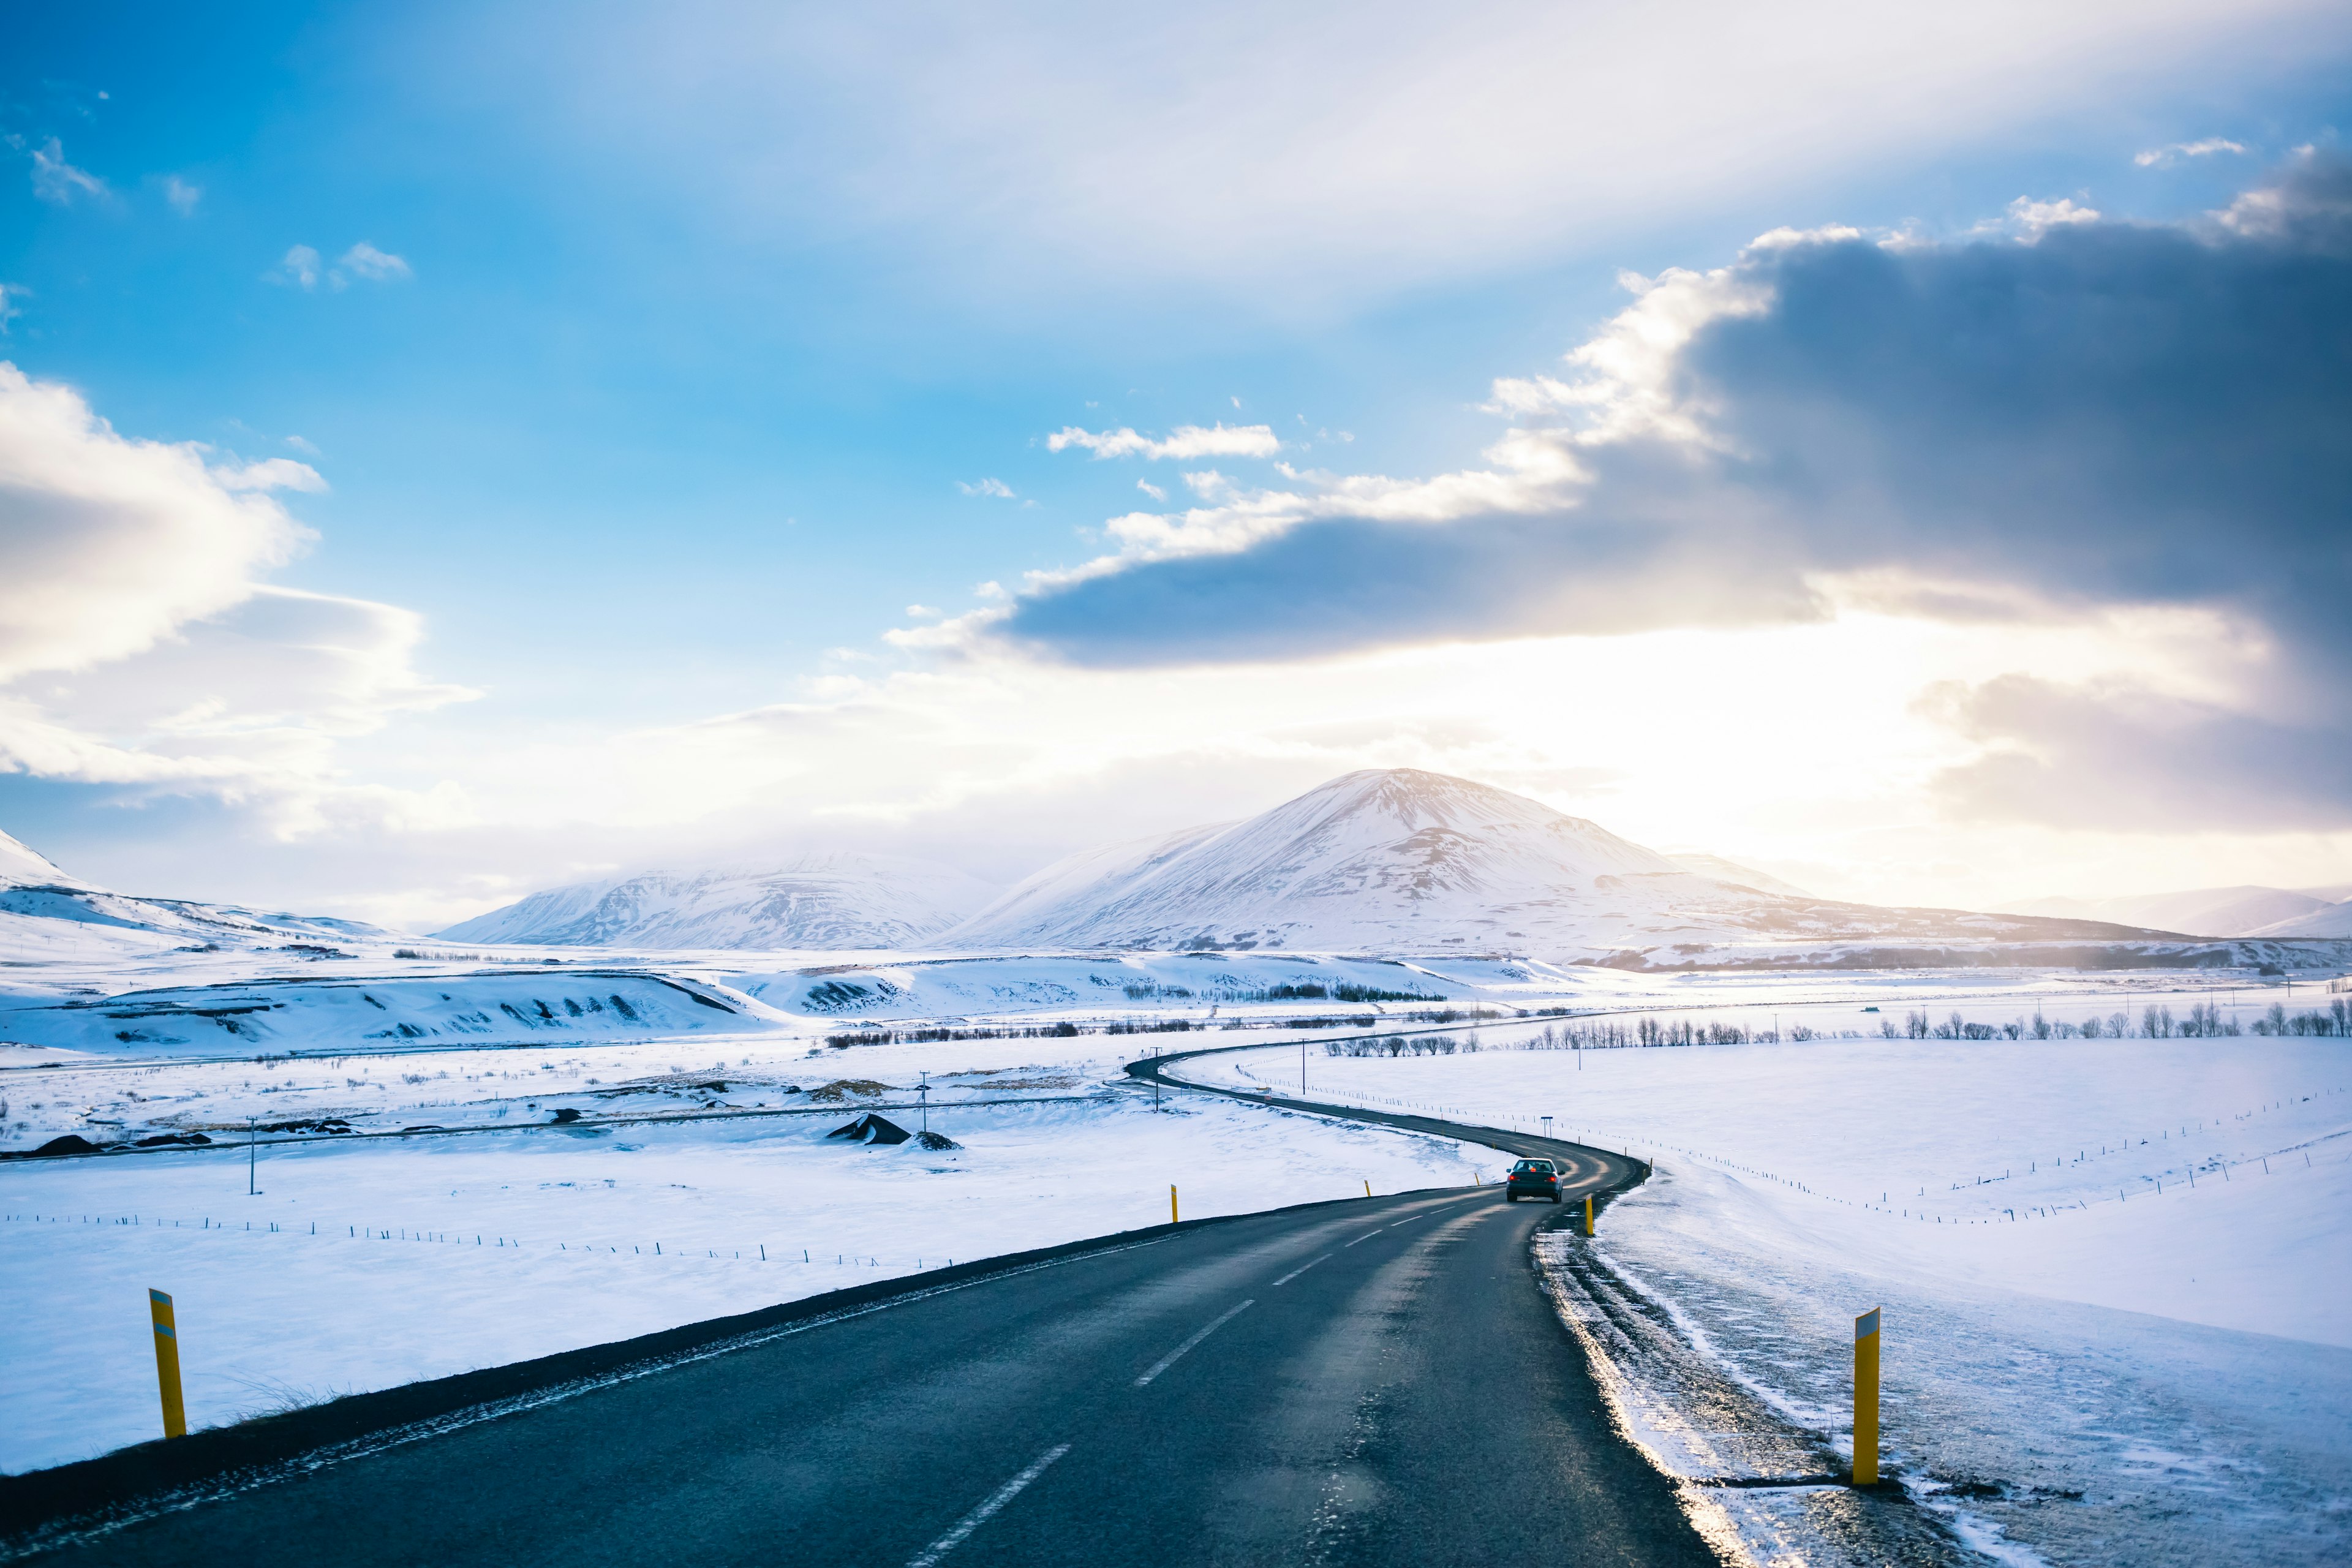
[3,1,2349,925]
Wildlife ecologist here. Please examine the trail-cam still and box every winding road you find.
[9,1049,1721,1567]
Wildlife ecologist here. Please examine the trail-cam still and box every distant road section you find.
[11,1056,1712,1567]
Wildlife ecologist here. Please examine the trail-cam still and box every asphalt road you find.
[26,1064,1721,1568]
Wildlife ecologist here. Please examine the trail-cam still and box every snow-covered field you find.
[1176,1020,2352,1567]
[7,941,2348,1568]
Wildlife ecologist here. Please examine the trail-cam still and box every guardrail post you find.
[1853,1307,1881,1485]
[149,1289,187,1439]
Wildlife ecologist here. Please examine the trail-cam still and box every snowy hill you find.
[434,854,995,950]
[2244,899,2352,938]
[938,769,2176,965]
[1664,853,1809,897]
[0,826,396,961]
[1999,884,2342,937]
[0,827,89,890]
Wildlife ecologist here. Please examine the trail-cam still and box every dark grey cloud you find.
[1922,675,2352,831]
[999,157,2352,827]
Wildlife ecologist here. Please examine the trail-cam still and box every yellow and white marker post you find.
[149,1289,187,1439]
[1170,1184,1179,1224]
[1853,1306,1882,1485]
[1583,1194,1595,1237]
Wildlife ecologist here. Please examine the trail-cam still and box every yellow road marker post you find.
[1363,1180,1371,1197]
[1583,1194,1595,1237]
[1170,1185,1179,1224]
[1853,1306,1882,1485]
[149,1289,187,1439]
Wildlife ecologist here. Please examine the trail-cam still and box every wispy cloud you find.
[267,244,324,290]
[162,175,202,215]
[1047,423,1280,461]
[2135,137,2250,168]
[266,242,413,291]
[338,241,413,281]
[957,477,1016,498]
[0,283,23,334]
[213,457,330,494]
[29,138,106,205]
[1136,478,1167,501]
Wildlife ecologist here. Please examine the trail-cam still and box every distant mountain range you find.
[1999,884,2352,939]
[8,773,2348,968]
[433,856,995,950]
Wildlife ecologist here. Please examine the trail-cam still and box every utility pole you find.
[247,1117,259,1196]
[918,1072,930,1135]
[1300,1038,1307,1098]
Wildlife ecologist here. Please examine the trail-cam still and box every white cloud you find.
[284,434,322,456]
[162,175,203,215]
[2135,137,2250,167]
[29,139,106,205]
[0,366,473,842]
[268,245,324,290]
[956,477,1016,498]
[0,362,309,682]
[2005,195,2101,238]
[338,241,413,282]
[1136,478,1166,501]
[1046,423,1281,461]
[0,284,23,334]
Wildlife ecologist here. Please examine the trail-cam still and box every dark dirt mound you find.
[914,1130,962,1152]
[826,1114,911,1146]
[134,1132,213,1147]
[28,1134,102,1157]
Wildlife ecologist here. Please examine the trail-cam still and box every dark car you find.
[1505,1158,1563,1202]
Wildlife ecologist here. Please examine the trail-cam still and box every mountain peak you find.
[943,769,1687,954]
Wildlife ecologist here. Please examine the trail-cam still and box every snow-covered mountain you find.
[938,768,2186,965]
[434,854,995,950]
